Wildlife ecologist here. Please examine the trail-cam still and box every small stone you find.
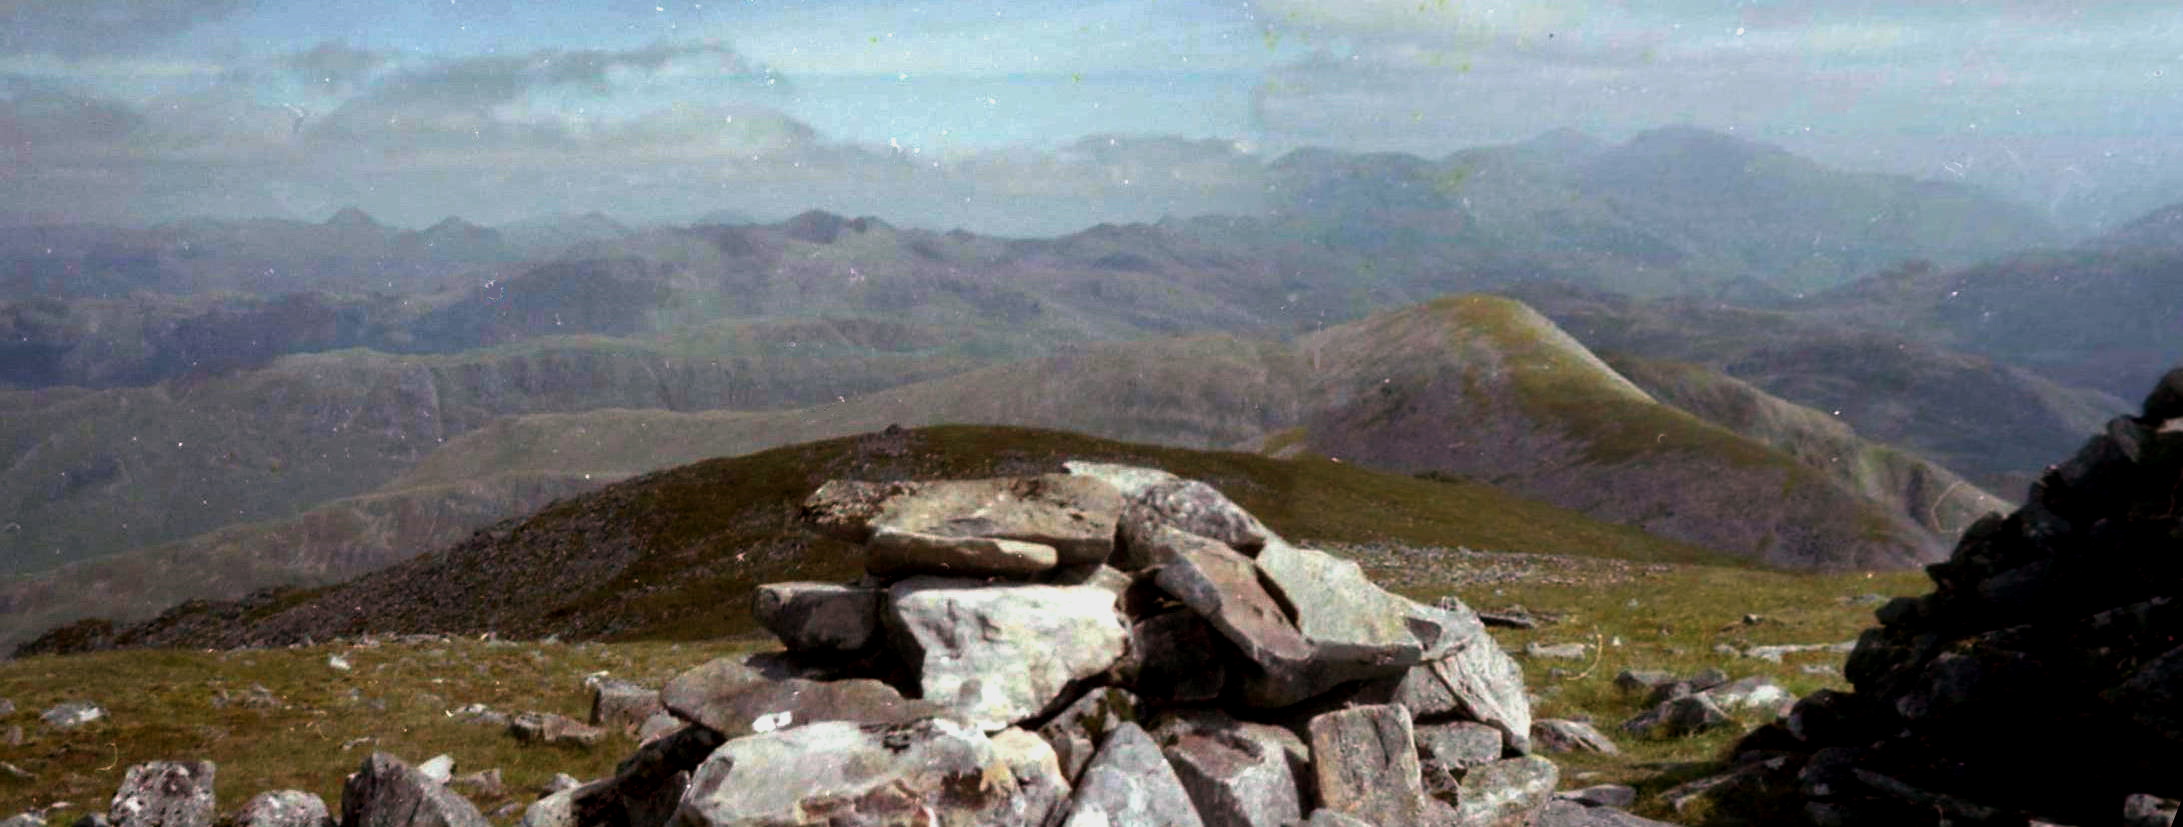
[417,754,454,783]
[327,654,350,671]
[339,753,488,827]
[507,712,606,747]
[449,769,505,801]
[1621,694,1731,739]
[1702,676,1795,715]
[1531,719,1619,755]
[636,712,682,743]
[1524,641,1589,660]
[1557,784,1639,809]
[41,701,104,729]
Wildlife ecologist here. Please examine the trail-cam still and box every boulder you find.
[41,701,103,729]
[1248,543,1486,706]
[446,770,503,802]
[1433,639,1535,753]
[515,791,572,827]
[1157,713,1309,827]
[659,657,771,718]
[1452,756,1559,827]
[1038,687,1140,783]
[885,577,1129,730]
[110,761,216,827]
[233,791,331,827]
[1622,694,1731,739]
[1703,676,1795,715]
[589,680,663,733]
[1062,461,1181,498]
[866,527,1059,578]
[1119,478,1276,559]
[1144,527,1317,704]
[992,727,1073,827]
[1060,722,1205,827]
[1536,800,1681,827]
[1611,670,1677,695]
[339,753,489,827]
[675,717,1020,825]
[416,755,453,784]
[870,474,1124,565]
[1415,721,1505,800]
[1530,719,1618,755]
[568,723,723,827]
[507,712,604,747]
[1308,705,1429,827]
[752,581,882,652]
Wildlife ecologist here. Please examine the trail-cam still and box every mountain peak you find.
[323,206,381,229]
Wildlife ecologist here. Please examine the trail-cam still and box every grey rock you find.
[1555,785,1638,809]
[1145,527,1317,704]
[416,755,453,784]
[1062,461,1181,498]
[75,816,113,827]
[233,791,332,827]
[1537,800,1680,827]
[2123,793,2178,827]
[1702,676,1795,715]
[339,753,488,827]
[0,815,41,827]
[635,712,681,743]
[41,701,104,729]
[1061,722,1205,827]
[799,479,921,543]
[1524,641,1589,660]
[1689,667,1729,690]
[1257,542,1483,671]
[676,718,1019,825]
[871,473,1124,566]
[1415,721,1504,802]
[110,761,216,827]
[507,712,604,747]
[1042,563,1134,597]
[1622,694,1731,738]
[752,581,882,652]
[1530,719,1618,755]
[587,679,663,732]
[1302,811,1375,827]
[1157,712,1308,827]
[674,674,951,741]
[1612,670,1678,695]
[658,657,771,717]
[515,790,572,827]
[885,577,1129,730]
[1119,479,1277,561]
[1308,705,1428,827]
[1452,756,1559,827]
[542,773,581,794]
[1038,687,1140,784]
[447,769,503,802]
[992,727,1073,827]
[1431,639,1535,753]
[867,526,1059,578]
[568,723,722,827]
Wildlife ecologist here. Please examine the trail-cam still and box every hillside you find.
[0,326,986,573]
[0,294,2022,653]
[1505,282,2127,494]
[20,425,1722,654]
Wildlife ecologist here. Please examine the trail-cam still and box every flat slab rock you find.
[661,657,955,740]
[870,473,1124,565]
[676,718,1021,826]
[1455,756,1560,827]
[1250,542,1486,704]
[886,577,1129,731]
[866,526,1060,578]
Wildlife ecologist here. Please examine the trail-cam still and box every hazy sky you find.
[4,0,2181,233]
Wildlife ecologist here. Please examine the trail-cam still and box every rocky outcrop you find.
[1716,367,2183,825]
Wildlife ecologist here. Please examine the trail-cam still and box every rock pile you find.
[1712,368,2183,826]
[532,461,1664,825]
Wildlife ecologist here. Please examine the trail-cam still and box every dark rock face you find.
[339,753,488,827]
[1715,369,2183,826]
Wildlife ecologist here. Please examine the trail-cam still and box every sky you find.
[3,0,2182,234]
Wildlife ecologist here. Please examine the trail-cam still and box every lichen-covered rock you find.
[885,577,1129,730]
[751,581,881,652]
[110,761,216,827]
[339,753,488,827]
[1415,721,1504,801]
[1308,705,1428,827]
[869,474,1124,566]
[1157,711,1308,827]
[1118,478,1276,560]
[675,718,1020,826]
[233,791,331,827]
[992,727,1073,827]
[1060,723,1204,827]
[1250,543,1486,706]
[1453,756,1559,827]
[799,479,921,543]
[867,527,1060,578]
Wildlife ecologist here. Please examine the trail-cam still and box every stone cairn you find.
[1710,368,2183,827]
[530,461,1599,826]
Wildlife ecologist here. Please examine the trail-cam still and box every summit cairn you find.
[536,460,1665,825]
[1709,367,2183,826]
